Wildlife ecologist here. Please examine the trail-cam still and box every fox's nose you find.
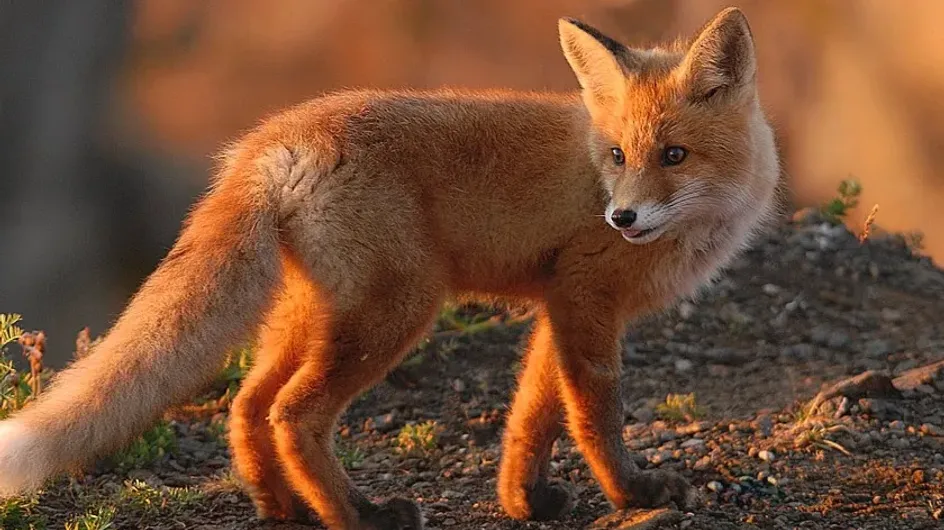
[610,209,637,228]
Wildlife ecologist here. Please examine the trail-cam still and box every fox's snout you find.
[609,208,637,229]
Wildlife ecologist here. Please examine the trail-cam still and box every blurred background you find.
[3,0,943,366]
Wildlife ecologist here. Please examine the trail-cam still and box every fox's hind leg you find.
[268,272,442,529]
[229,255,317,521]
[497,311,575,520]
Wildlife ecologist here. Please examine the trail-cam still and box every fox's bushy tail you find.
[0,159,282,495]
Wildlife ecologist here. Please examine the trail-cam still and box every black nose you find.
[610,209,637,228]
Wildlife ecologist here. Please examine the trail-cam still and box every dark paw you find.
[626,470,701,510]
[527,479,577,521]
[363,497,425,530]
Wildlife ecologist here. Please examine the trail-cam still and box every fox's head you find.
[559,8,781,250]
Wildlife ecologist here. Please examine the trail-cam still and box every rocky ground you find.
[8,210,944,530]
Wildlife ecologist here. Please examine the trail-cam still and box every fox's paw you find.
[363,497,425,530]
[526,479,577,521]
[624,470,701,511]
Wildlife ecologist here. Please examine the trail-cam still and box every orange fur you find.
[0,8,781,529]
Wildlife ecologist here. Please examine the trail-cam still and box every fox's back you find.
[264,89,610,294]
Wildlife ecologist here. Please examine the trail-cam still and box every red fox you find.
[0,8,780,529]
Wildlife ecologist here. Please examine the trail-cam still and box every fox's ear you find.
[680,7,757,102]
[558,18,630,110]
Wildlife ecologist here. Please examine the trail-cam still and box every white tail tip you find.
[0,420,48,496]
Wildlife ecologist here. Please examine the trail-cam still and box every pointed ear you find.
[680,8,757,102]
[558,18,629,110]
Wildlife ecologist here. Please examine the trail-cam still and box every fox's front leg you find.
[545,290,700,512]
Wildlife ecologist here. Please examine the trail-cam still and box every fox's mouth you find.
[620,227,654,239]
[619,225,664,244]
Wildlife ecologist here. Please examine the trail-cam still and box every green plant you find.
[656,393,705,422]
[820,179,862,224]
[0,314,31,420]
[0,313,24,349]
[0,496,46,530]
[396,421,440,456]
[207,414,228,443]
[336,440,365,469]
[118,479,204,515]
[63,506,115,530]
[110,421,177,470]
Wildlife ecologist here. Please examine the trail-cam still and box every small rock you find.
[452,379,466,393]
[680,438,705,449]
[782,343,816,359]
[589,508,682,530]
[758,450,775,462]
[678,302,696,320]
[921,423,944,437]
[858,398,903,421]
[912,469,925,484]
[881,308,903,323]
[888,420,905,431]
[707,481,724,493]
[754,415,774,437]
[893,360,944,391]
[674,358,694,373]
[676,421,710,435]
[762,283,781,296]
[693,455,712,471]
[863,339,893,358]
[649,451,675,465]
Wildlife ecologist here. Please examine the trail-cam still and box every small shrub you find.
[396,421,440,456]
[656,393,705,422]
[820,179,862,224]
[0,496,46,530]
[111,421,177,471]
[63,506,115,530]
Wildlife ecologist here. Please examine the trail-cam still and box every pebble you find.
[693,455,712,471]
[678,301,696,320]
[650,450,675,465]
[758,450,776,462]
[863,339,894,358]
[782,343,816,359]
[762,283,781,296]
[680,438,705,449]
[707,481,724,492]
[674,358,694,372]
[921,423,944,436]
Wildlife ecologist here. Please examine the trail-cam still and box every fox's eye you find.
[611,147,625,166]
[662,146,687,166]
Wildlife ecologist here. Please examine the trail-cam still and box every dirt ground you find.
[19,211,944,529]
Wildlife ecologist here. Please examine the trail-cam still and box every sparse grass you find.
[63,506,115,530]
[336,440,365,469]
[118,479,205,515]
[792,422,852,456]
[0,495,46,530]
[110,421,177,471]
[656,393,705,422]
[396,420,440,456]
[820,178,862,224]
[789,399,853,456]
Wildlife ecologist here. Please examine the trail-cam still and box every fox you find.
[0,7,780,530]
